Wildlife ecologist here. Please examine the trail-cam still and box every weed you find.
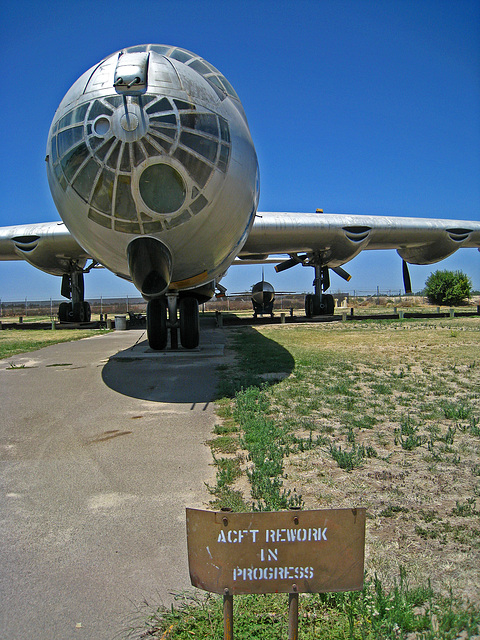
[379,505,409,517]
[399,415,417,436]
[208,486,249,512]
[347,414,378,430]
[440,425,456,445]
[214,456,242,488]
[394,427,427,451]
[328,442,377,471]
[221,384,305,511]
[292,431,327,451]
[213,422,238,435]
[440,401,472,420]
[6,362,27,369]
[469,416,480,437]
[420,509,438,523]
[207,435,238,454]
[372,382,392,395]
[45,362,72,367]
[451,497,479,517]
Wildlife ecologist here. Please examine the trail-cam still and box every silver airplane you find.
[251,280,275,318]
[0,44,479,349]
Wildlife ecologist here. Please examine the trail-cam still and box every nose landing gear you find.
[147,293,200,350]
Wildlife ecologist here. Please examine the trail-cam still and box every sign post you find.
[186,507,365,638]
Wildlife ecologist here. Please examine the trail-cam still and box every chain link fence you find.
[0,290,423,318]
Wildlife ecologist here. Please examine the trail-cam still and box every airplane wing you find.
[0,221,91,276]
[2,212,479,278]
[240,212,480,267]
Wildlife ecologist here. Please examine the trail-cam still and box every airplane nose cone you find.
[127,237,172,298]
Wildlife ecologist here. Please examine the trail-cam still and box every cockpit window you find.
[88,100,113,121]
[139,164,186,214]
[180,113,218,137]
[57,126,84,156]
[58,104,88,130]
[174,99,196,111]
[149,44,172,56]
[49,66,233,234]
[146,97,173,114]
[169,48,193,64]
[189,60,212,76]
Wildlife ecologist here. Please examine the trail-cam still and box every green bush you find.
[424,270,472,306]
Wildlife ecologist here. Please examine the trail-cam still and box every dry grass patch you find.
[214,317,480,605]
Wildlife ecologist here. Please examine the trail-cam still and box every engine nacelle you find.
[397,227,474,265]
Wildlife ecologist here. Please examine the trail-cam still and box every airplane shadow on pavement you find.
[101,325,295,404]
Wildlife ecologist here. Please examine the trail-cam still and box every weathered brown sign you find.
[186,508,365,595]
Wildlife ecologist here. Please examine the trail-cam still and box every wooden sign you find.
[186,508,365,595]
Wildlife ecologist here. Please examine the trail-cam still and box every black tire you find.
[83,301,91,322]
[305,294,314,318]
[147,298,168,350]
[325,294,335,315]
[58,302,70,322]
[179,297,199,349]
[73,301,85,322]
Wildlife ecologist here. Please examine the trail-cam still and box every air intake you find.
[446,228,472,242]
[12,235,40,252]
[343,226,371,242]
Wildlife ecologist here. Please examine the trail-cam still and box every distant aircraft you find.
[0,44,479,349]
[251,280,275,318]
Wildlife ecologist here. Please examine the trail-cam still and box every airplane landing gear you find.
[305,293,334,317]
[305,263,335,317]
[147,294,200,350]
[58,270,91,323]
[58,301,91,322]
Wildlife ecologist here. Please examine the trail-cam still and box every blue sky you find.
[0,0,479,300]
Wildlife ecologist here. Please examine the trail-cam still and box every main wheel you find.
[325,294,335,315]
[147,298,168,350]
[83,301,91,322]
[73,301,85,322]
[179,297,199,349]
[305,294,314,318]
[58,302,71,322]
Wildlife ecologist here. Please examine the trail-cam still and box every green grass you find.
[126,571,480,639]
[0,328,111,360]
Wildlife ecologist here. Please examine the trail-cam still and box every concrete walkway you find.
[0,321,224,640]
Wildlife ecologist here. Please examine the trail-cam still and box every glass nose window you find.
[139,164,186,214]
